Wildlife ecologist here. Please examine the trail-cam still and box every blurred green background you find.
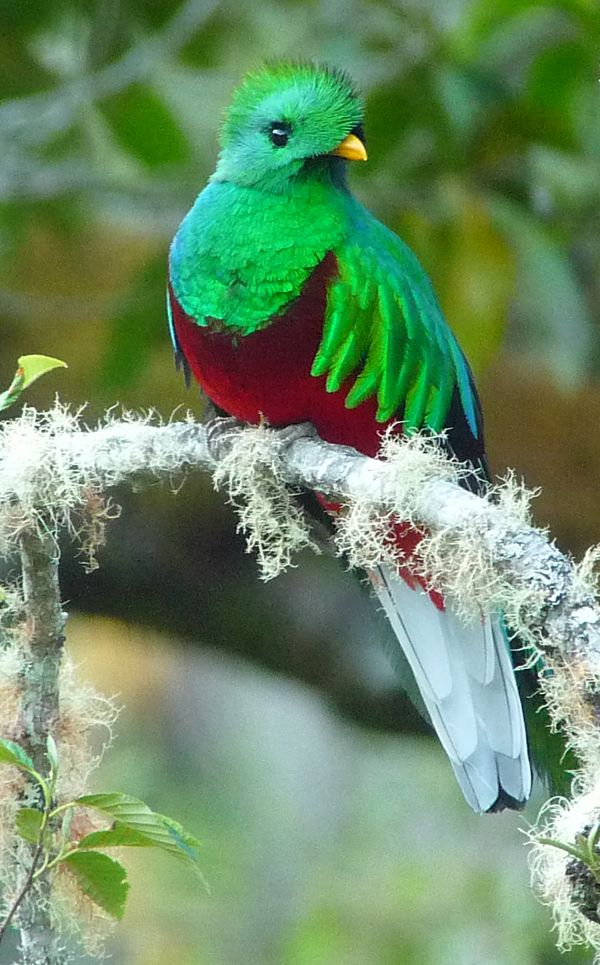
[1,0,600,961]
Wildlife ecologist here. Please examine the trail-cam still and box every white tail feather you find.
[371,564,532,813]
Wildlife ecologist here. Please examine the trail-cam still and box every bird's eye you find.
[269,123,291,148]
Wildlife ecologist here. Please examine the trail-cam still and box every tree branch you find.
[9,530,67,965]
[1,409,598,663]
[2,405,600,950]
[18,531,66,771]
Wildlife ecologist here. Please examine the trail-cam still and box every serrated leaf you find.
[15,808,44,844]
[160,815,201,859]
[18,355,67,389]
[76,794,199,861]
[76,792,148,815]
[0,738,35,773]
[79,822,156,850]
[63,851,129,919]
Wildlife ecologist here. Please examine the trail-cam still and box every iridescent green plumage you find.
[220,61,361,153]
[170,60,478,437]
[168,60,572,811]
[313,216,477,432]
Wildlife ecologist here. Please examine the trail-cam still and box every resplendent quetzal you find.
[167,62,565,812]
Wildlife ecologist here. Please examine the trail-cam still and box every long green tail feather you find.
[516,662,577,799]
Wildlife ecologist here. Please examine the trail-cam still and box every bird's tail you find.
[370,563,532,812]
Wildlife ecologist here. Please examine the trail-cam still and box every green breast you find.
[169,179,348,335]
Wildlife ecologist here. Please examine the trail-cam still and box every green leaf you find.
[0,355,67,413]
[63,851,129,919]
[76,794,199,862]
[0,738,35,773]
[15,808,44,845]
[160,815,201,860]
[18,355,67,389]
[78,822,156,850]
[0,371,24,412]
[99,83,190,169]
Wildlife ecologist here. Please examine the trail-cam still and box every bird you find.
[167,61,567,812]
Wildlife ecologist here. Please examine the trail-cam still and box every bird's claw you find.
[274,422,319,448]
[205,415,244,460]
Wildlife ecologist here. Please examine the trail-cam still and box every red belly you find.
[169,253,444,609]
[169,253,383,457]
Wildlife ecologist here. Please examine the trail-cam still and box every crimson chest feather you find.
[169,253,383,456]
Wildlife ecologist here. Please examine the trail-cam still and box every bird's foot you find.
[273,421,319,449]
[205,417,319,465]
[205,415,244,461]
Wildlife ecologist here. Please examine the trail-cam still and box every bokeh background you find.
[1,0,600,961]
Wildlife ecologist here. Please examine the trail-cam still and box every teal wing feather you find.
[311,211,479,437]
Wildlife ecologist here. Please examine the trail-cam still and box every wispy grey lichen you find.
[211,422,317,580]
[2,405,600,958]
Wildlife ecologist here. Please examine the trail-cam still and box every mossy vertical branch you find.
[15,528,67,965]
[18,530,65,772]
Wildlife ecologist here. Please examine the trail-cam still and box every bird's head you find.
[211,61,367,191]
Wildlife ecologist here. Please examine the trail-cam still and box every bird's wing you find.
[312,214,480,437]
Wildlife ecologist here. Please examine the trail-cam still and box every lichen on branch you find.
[3,402,600,956]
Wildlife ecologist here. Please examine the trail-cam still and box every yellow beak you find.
[330,133,368,162]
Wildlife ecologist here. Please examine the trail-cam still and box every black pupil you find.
[270,125,289,147]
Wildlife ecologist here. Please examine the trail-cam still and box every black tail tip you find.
[486,788,527,813]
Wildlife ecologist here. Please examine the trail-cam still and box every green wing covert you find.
[311,218,479,436]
